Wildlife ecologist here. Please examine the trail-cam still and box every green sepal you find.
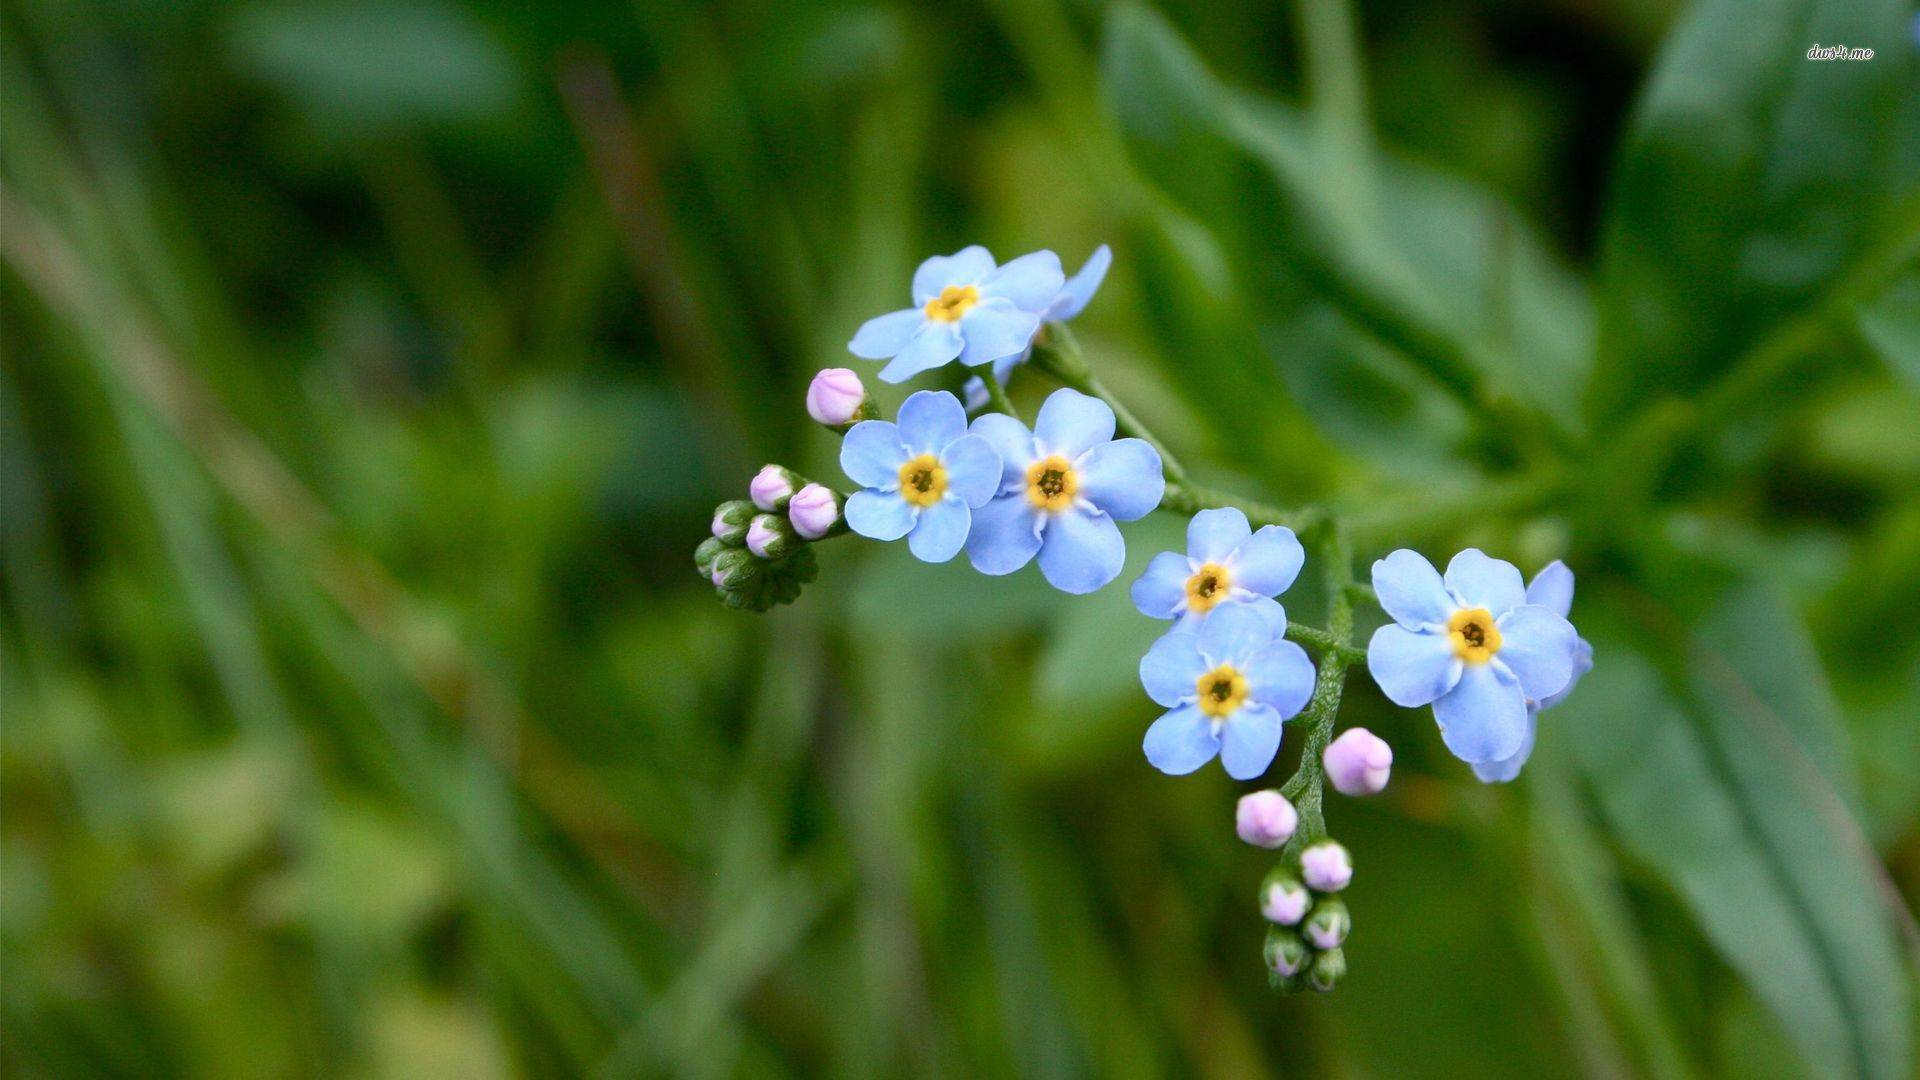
[1307,947,1346,992]
[712,500,756,544]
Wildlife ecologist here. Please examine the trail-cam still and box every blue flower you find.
[1365,548,1580,766]
[1130,507,1304,632]
[1139,604,1316,779]
[1472,561,1594,783]
[965,245,1112,407]
[965,388,1163,593]
[849,246,1065,384]
[841,391,1002,562]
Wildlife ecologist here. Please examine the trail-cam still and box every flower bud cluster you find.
[1259,838,1353,994]
[698,462,846,611]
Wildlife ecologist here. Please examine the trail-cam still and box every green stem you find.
[1031,325,1189,484]
[1279,526,1356,850]
[1161,481,1325,535]
[978,367,1019,418]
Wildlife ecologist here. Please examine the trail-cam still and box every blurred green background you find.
[3,0,1917,1076]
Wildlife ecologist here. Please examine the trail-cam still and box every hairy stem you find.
[1280,526,1356,850]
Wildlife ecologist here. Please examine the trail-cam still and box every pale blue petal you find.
[895,390,968,455]
[1045,244,1111,321]
[1186,507,1251,563]
[1219,703,1283,781]
[1230,525,1304,597]
[906,499,969,563]
[1032,388,1115,458]
[1538,637,1592,712]
[849,308,926,359]
[1196,603,1278,667]
[845,489,915,541]
[968,412,1036,486]
[1372,549,1451,629]
[1495,604,1577,701]
[1076,438,1163,521]
[1472,711,1537,783]
[965,494,1043,575]
[1214,595,1287,639]
[1525,560,1575,618]
[940,434,1002,508]
[1433,663,1529,763]
[980,249,1064,311]
[1132,551,1192,619]
[1444,548,1526,616]
[1139,628,1205,707]
[957,300,1040,368]
[991,349,1026,385]
[878,321,963,383]
[912,245,994,304]
[1037,508,1124,594]
[1366,623,1459,707]
[839,420,908,488]
[1143,703,1220,776]
[962,375,990,412]
[1242,640,1315,718]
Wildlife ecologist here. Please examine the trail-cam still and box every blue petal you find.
[965,494,1043,575]
[1472,710,1537,783]
[958,300,1040,368]
[1142,703,1220,776]
[1045,244,1111,321]
[895,390,967,455]
[940,434,1002,508]
[1372,549,1451,629]
[991,349,1025,385]
[1538,637,1592,712]
[1032,388,1115,458]
[968,412,1035,486]
[878,321,963,383]
[1139,628,1205,706]
[1219,703,1283,780]
[980,249,1065,311]
[1186,507,1251,564]
[1037,508,1124,594]
[1526,560,1575,618]
[907,498,969,563]
[1494,604,1577,701]
[1131,551,1191,619]
[1196,603,1279,666]
[849,308,925,359]
[1366,623,1459,707]
[1076,438,1163,521]
[1444,548,1526,616]
[1214,595,1287,639]
[845,489,915,541]
[962,375,990,412]
[912,245,993,304]
[1242,640,1315,718]
[1229,525,1304,597]
[1433,663,1529,763]
[840,420,908,489]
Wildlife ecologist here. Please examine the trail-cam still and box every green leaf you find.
[1856,272,1920,392]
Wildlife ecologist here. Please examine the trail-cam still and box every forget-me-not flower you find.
[1365,548,1579,765]
[1130,507,1304,633]
[966,388,1163,593]
[1139,604,1316,779]
[965,245,1113,406]
[841,390,1001,562]
[1472,560,1593,783]
[849,247,1064,384]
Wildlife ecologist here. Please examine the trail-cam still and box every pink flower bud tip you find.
[1236,790,1297,848]
[1300,841,1352,893]
[750,465,793,511]
[788,483,839,539]
[710,568,728,589]
[1262,879,1310,925]
[746,517,780,558]
[806,368,865,426]
[1324,728,1392,796]
[711,512,731,538]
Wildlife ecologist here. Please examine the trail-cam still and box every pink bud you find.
[750,465,794,511]
[1261,879,1311,925]
[1323,728,1392,796]
[710,568,728,589]
[1235,790,1298,849]
[746,516,780,558]
[711,513,731,539]
[806,368,866,426]
[1300,841,1352,893]
[788,483,839,539]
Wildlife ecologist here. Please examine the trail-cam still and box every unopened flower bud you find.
[1300,840,1352,893]
[1307,947,1346,992]
[746,514,799,560]
[788,483,843,539]
[1235,790,1297,848]
[1263,927,1310,978]
[1304,896,1350,950]
[712,500,755,544]
[750,465,800,511]
[1259,869,1311,925]
[710,567,728,590]
[1324,728,1392,796]
[806,368,870,429]
[711,548,757,590]
[695,536,726,575]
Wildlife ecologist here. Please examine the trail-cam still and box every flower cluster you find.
[695,463,847,612]
[1240,790,1354,993]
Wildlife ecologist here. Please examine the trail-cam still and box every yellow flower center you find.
[1447,608,1502,665]
[923,284,980,323]
[1195,663,1249,718]
[1184,562,1232,614]
[897,453,948,508]
[1024,454,1079,512]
